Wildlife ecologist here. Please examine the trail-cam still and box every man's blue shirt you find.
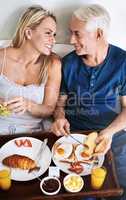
[61,44,126,131]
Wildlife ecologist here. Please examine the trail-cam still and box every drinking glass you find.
[0,168,11,190]
[91,167,107,189]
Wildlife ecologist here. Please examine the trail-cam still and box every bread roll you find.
[83,132,98,157]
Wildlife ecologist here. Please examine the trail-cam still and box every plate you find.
[52,134,104,176]
[0,137,51,181]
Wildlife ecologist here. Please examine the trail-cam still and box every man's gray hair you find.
[73,4,110,36]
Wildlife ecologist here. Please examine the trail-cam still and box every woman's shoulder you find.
[0,48,4,72]
[0,46,14,58]
[0,48,4,58]
[0,46,14,63]
[50,52,61,61]
[47,53,61,78]
[50,52,61,67]
[0,47,17,74]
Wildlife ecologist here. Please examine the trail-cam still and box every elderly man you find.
[51,4,126,200]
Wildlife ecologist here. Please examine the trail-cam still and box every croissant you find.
[2,154,37,170]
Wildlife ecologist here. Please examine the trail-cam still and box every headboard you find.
[0,40,74,57]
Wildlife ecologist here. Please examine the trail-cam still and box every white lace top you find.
[0,48,45,134]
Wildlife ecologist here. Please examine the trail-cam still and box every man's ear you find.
[25,28,32,40]
[97,28,103,40]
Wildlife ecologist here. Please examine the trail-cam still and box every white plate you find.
[52,134,104,176]
[0,137,51,181]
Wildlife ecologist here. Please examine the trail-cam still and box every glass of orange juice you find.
[0,168,11,190]
[91,167,107,190]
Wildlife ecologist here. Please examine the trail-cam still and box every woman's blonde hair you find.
[12,6,57,84]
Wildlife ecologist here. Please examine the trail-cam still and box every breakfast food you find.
[63,174,84,192]
[0,104,10,116]
[42,178,60,193]
[14,139,32,147]
[52,133,104,176]
[68,161,84,174]
[75,145,86,161]
[82,132,98,158]
[2,154,38,170]
[53,142,73,159]
[75,132,98,160]
[40,176,61,195]
[94,139,108,153]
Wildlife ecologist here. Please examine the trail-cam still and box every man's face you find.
[69,15,97,56]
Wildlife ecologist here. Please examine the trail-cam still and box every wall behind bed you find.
[0,0,125,50]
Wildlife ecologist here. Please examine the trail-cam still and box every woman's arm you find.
[28,55,62,117]
[0,99,4,104]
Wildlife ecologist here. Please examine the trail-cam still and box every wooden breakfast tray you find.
[0,131,123,200]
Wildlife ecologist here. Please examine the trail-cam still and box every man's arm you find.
[95,96,126,154]
[51,95,70,136]
[100,96,126,136]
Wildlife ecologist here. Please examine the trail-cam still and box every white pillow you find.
[53,43,74,57]
[0,40,11,48]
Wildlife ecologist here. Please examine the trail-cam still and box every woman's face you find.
[30,16,56,55]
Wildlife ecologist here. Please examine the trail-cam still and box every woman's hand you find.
[51,118,70,136]
[0,98,4,105]
[4,97,32,115]
[94,131,113,155]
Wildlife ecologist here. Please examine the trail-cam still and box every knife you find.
[28,138,48,173]
[36,138,48,163]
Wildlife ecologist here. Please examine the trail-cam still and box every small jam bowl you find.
[63,174,84,193]
[40,176,61,195]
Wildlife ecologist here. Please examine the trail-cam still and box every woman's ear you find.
[25,28,32,40]
[97,28,103,40]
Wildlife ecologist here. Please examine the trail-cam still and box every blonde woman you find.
[0,6,61,134]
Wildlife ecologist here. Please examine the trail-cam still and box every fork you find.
[8,125,16,135]
[68,134,84,146]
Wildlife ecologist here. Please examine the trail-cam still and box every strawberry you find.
[14,139,23,147]
[14,139,32,147]
[23,139,32,147]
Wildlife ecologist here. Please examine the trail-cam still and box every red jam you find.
[42,178,59,193]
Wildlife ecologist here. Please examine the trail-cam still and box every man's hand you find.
[51,118,70,136]
[94,132,113,155]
